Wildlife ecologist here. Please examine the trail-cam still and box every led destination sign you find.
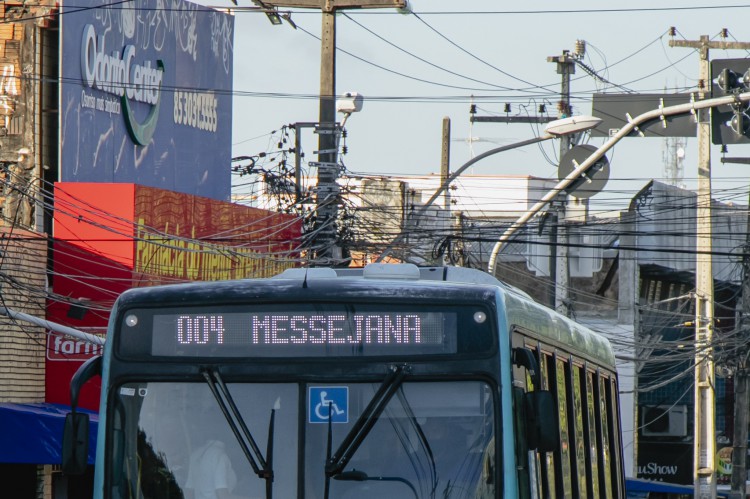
[140,305,461,357]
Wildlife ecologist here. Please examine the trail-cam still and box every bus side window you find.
[553,356,573,498]
[570,363,588,499]
[582,367,600,498]
[517,346,621,499]
[605,375,625,497]
[540,352,557,499]
[595,372,615,498]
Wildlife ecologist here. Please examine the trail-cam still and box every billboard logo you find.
[80,24,164,145]
[47,331,104,361]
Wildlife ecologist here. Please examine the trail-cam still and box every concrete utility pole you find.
[673,36,716,499]
[548,49,576,317]
[471,46,579,314]
[256,1,405,265]
[669,34,750,499]
[441,117,451,212]
[439,117,451,265]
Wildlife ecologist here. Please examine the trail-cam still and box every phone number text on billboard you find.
[174,91,218,132]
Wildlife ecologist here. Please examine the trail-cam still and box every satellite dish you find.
[558,144,610,199]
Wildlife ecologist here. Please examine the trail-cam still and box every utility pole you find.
[441,117,451,212]
[254,0,405,265]
[669,33,750,499]
[440,117,451,265]
[470,44,583,313]
[671,33,716,499]
[548,49,576,317]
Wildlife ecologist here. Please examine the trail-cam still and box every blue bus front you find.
[94,277,506,499]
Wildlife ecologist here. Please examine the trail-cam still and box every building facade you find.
[0,3,301,498]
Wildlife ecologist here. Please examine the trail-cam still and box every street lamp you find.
[486,90,750,278]
[375,115,602,263]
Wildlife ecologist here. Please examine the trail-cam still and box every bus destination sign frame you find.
[117,303,482,358]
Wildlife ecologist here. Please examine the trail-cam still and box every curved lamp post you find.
[375,115,602,263]
[486,90,750,277]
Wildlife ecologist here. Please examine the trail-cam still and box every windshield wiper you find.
[394,388,438,496]
[203,369,275,499]
[324,363,409,496]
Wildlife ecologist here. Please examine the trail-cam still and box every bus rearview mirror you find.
[62,412,89,475]
[525,390,558,453]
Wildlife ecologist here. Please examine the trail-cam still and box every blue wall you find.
[60,0,234,201]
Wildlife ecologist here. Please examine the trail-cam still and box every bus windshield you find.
[109,380,495,499]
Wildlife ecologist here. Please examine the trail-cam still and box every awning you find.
[625,477,693,493]
[0,402,98,465]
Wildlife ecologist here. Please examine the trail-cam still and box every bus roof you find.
[115,264,616,368]
[331,265,616,367]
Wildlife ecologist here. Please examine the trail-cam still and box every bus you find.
[62,263,624,498]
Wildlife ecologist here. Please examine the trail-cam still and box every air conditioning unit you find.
[641,405,688,437]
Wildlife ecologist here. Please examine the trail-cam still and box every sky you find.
[203,0,750,215]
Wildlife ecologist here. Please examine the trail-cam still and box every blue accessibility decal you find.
[309,386,348,424]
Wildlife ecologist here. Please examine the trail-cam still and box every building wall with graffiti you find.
[0,21,21,136]
[0,3,55,230]
[60,0,234,201]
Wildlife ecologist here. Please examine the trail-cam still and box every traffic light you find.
[711,58,750,144]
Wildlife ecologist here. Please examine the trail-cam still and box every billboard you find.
[47,183,302,408]
[60,0,234,201]
[636,441,693,485]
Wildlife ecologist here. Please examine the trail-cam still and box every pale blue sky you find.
[206,1,750,213]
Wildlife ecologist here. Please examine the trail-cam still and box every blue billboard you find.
[60,0,233,201]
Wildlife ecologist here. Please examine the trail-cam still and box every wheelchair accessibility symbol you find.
[309,386,348,424]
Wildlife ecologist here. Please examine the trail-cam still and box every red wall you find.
[48,183,301,409]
